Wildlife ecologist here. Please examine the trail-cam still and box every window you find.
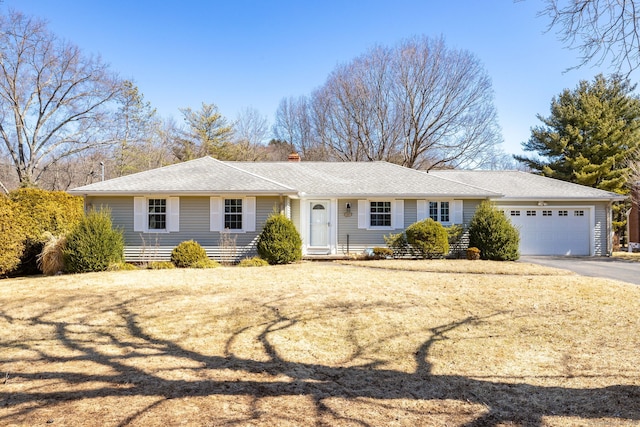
[426,201,450,222]
[542,210,552,216]
[148,199,166,230]
[574,210,585,217]
[558,210,568,217]
[510,210,521,216]
[370,201,391,227]
[441,201,450,222]
[429,201,438,221]
[526,210,537,216]
[224,199,243,230]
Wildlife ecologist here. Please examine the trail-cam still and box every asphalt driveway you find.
[521,256,640,285]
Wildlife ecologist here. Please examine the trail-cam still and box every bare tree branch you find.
[0,11,123,186]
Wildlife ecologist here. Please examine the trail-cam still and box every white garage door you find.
[506,208,590,256]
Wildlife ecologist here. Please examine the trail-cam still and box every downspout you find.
[608,201,614,256]
[626,208,632,253]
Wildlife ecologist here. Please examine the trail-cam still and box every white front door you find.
[309,201,329,247]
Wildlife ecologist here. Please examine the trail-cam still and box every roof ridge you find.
[221,160,297,192]
[422,170,504,197]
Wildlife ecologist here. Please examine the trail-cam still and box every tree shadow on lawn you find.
[1,295,638,427]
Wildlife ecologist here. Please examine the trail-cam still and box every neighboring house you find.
[68,156,624,261]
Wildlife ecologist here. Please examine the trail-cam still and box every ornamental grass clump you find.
[37,233,67,275]
[171,240,210,268]
[257,213,302,265]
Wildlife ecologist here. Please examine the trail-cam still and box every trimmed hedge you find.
[257,213,302,265]
[64,209,124,273]
[0,196,24,276]
[10,188,83,275]
[468,201,520,261]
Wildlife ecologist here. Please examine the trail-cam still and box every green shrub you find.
[147,261,176,270]
[107,262,138,271]
[64,209,125,273]
[171,240,209,268]
[238,257,269,267]
[0,196,24,276]
[384,232,408,258]
[468,201,520,261]
[405,218,449,259]
[191,258,220,269]
[256,213,302,265]
[10,188,83,275]
[466,247,481,260]
[372,247,393,259]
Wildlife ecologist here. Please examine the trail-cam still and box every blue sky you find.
[4,1,633,157]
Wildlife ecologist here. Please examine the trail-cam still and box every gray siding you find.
[87,195,281,262]
[291,199,300,230]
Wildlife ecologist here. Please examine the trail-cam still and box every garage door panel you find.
[507,208,590,256]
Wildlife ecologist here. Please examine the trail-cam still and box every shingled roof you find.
[429,170,625,201]
[70,157,499,198]
[69,157,296,195]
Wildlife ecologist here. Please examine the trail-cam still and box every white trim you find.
[358,199,403,231]
[499,204,595,256]
[210,196,256,233]
[134,196,179,233]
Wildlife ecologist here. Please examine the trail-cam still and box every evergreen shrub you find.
[238,257,269,267]
[171,240,209,268]
[10,188,83,274]
[468,201,520,261]
[256,213,302,265]
[0,196,24,276]
[405,218,449,259]
[384,232,408,258]
[64,209,124,273]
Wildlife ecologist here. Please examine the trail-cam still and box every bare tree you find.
[233,107,269,160]
[275,36,502,169]
[0,11,123,187]
[541,0,640,73]
[272,96,320,159]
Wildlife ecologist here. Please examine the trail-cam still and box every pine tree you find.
[515,74,640,231]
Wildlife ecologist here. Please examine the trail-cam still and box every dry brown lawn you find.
[613,251,640,262]
[1,260,639,426]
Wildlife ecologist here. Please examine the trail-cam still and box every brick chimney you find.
[287,152,301,162]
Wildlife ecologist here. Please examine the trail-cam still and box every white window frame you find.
[134,196,180,233]
[357,199,404,230]
[417,200,462,225]
[210,196,256,233]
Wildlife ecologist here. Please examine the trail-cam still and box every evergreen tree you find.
[515,74,640,231]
